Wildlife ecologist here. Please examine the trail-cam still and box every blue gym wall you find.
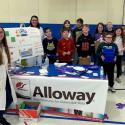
[0,23,122,39]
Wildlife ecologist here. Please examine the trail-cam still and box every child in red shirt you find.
[57,29,75,64]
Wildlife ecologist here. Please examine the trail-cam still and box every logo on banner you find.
[33,86,96,104]
[13,79,31,99]
[16,82,26,90]
[16,29,28,37]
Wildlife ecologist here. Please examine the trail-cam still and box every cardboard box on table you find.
[19,101,42,122]
[79,57,91,65]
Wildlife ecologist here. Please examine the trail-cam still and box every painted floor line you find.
[6,112,125,124]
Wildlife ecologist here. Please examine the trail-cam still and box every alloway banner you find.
[11,76,108,114]
[5,27,43,62]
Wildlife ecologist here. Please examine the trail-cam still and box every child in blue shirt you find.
[96,33,118,92]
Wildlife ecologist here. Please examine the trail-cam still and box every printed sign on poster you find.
[5,27,43,62]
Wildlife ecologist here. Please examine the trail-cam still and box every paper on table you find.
[93,73,98,76]
[66,66,74,68]
[65,71,77,75]
[26,72,35,74]
[73,66,85,71]
[54,63,67,67]
[39,69,48,75]
[86,70,93,74]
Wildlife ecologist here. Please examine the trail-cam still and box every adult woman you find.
[94,22,105,42]
[0,27,17,125]
[23,15,44,66]
[30,15,44,40]
[94,22,105,64]
[94,22,105,50]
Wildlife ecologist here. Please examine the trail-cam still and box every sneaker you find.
[0,117,11,125]
[110,87,116,93]
[115,78,121,83]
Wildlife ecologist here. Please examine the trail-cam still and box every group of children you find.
[28,15,125,93]
[0,15,124,125]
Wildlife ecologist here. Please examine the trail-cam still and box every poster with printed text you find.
[5,27,43,62]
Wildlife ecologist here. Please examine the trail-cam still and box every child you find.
[105,21,114,34]
[114,27,124,83]
[57,28,75,64]
[96,33,118,92]
[60,20,73,38]
[122,26,125,73]
[76,24,95,64]
[43,28,58,64]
